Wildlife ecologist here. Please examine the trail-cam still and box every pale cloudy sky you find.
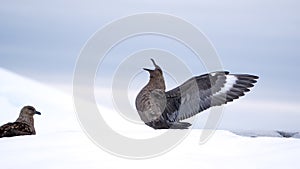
[0,0,299,130]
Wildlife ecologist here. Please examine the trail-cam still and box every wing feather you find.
[0,122,33,138]
[163,71,258,121]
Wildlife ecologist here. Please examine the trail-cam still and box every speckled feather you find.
[0,122,34,138]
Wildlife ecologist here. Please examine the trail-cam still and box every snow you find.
[1,68,300,169]
[1,130,300,169]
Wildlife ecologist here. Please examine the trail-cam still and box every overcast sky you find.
[1,0,299,130]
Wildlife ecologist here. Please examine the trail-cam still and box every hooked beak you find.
[143,68,153,72]
[35,111,41,115]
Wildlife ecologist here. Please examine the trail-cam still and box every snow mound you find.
[0,68,80,133]
[1,68,300,169]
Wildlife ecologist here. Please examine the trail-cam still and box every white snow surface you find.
[1,68,300,169]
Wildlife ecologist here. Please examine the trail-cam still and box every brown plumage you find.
[135,59,259,129]
[0,106,41,138]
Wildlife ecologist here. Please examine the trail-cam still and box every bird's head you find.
[20,106,41,117]
[143,59,163,78]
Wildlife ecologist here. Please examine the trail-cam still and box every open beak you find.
[150,58,159,69]
[143,58,159,71]
[35,111,41,115]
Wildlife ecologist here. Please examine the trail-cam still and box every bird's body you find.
[135,59,258,129]
[0,106,41,138]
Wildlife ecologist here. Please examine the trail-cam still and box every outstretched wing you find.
[0,122,34,138]
[162,71,258,122]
